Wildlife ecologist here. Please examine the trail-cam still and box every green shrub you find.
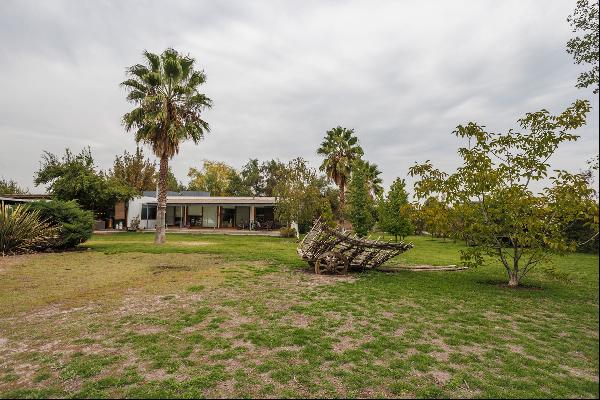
[27,200,93,249]
[279,227,297,238]
[0,204,59,255]
[565,217,599,253]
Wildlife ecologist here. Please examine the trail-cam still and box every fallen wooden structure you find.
[297,219,414,274]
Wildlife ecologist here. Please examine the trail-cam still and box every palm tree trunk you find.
[339,183,345,224]
[155,155,169,244]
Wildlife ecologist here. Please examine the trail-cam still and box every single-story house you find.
[125,191,278,231]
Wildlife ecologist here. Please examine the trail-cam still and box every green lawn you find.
[0,233,598,398]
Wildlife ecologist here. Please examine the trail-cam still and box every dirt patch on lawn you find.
[174,241,213,246]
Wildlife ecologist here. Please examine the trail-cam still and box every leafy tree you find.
[166,168,186,192]
[347,160,375,237]
[409,100,595,287]
[274,158,329,233]
[260,159,287,197]
[378,178,413,241]
[122,48,212,244]
[108,147,156,193]
[409,202,426,235]
[226,169,251,196]
[323,186,342,222]
[0,178,27,195]
[240,159,262,195]
[317,126,364,222]
[320,198,337,228]
[567,0,599,93]
[34,148,134,218]
[187,160,235,196]
[421,197,451,239]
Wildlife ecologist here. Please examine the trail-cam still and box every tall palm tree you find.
[317,126,363,222]
[359,160,384,198]
[122,49,212,244]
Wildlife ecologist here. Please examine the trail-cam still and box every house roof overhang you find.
[163,196,276,206]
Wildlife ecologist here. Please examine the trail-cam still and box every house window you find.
[141,204,157,220]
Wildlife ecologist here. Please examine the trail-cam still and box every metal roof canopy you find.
[156,196,276,206]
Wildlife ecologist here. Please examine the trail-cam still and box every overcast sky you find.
[0,0,598,195]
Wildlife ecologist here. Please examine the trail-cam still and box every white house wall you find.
[127,196,156,230]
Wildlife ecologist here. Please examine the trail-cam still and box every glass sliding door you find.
[235,206,250,229]
[220,206,236,228]
[188,205,203,227]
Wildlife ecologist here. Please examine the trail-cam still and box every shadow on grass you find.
[476,279,544,291]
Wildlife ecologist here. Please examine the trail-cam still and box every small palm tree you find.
[317,126,363,222]
[122,49,212,244]
[359,160,384,199]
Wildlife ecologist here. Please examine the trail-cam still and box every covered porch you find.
[134,196,278,231]
[163,204,278,230]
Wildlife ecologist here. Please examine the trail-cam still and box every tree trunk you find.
[155,155,169,244]
[338,182,345,224]
[507,270,519,287]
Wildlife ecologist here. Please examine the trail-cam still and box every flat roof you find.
[0,194,51,199]
[0,194,51,203]
[164,196,276,205]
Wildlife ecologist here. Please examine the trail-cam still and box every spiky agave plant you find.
[121,48,212,244]
[0,204,59,256]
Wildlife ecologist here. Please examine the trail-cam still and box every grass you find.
[0,233,597,398]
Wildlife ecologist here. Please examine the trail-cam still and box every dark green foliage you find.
[567,0,599,93]
[347,161,375,237]
[566,216,599,253]
[27,200,93,249]
[317,126,364,221]
[358,159,384,198]
[378,178,413,241]
[259,159,287,197]
[227,158,287,197]
[227,169,251,196]
[34,148,135,218]
[240,159,262,195]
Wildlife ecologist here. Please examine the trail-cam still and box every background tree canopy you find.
[108,147,157,193]
[377,178,413,241]
[347,160,375,237]
[567,0,599,93]
[187,160,235,196]
[274,158,333,233]
[34,147,135,218]
[0,178,28,195]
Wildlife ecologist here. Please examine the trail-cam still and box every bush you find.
[27,200,93,249]
[566,217,599,253]
[279,226,298,238]
[0,204,59,255]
